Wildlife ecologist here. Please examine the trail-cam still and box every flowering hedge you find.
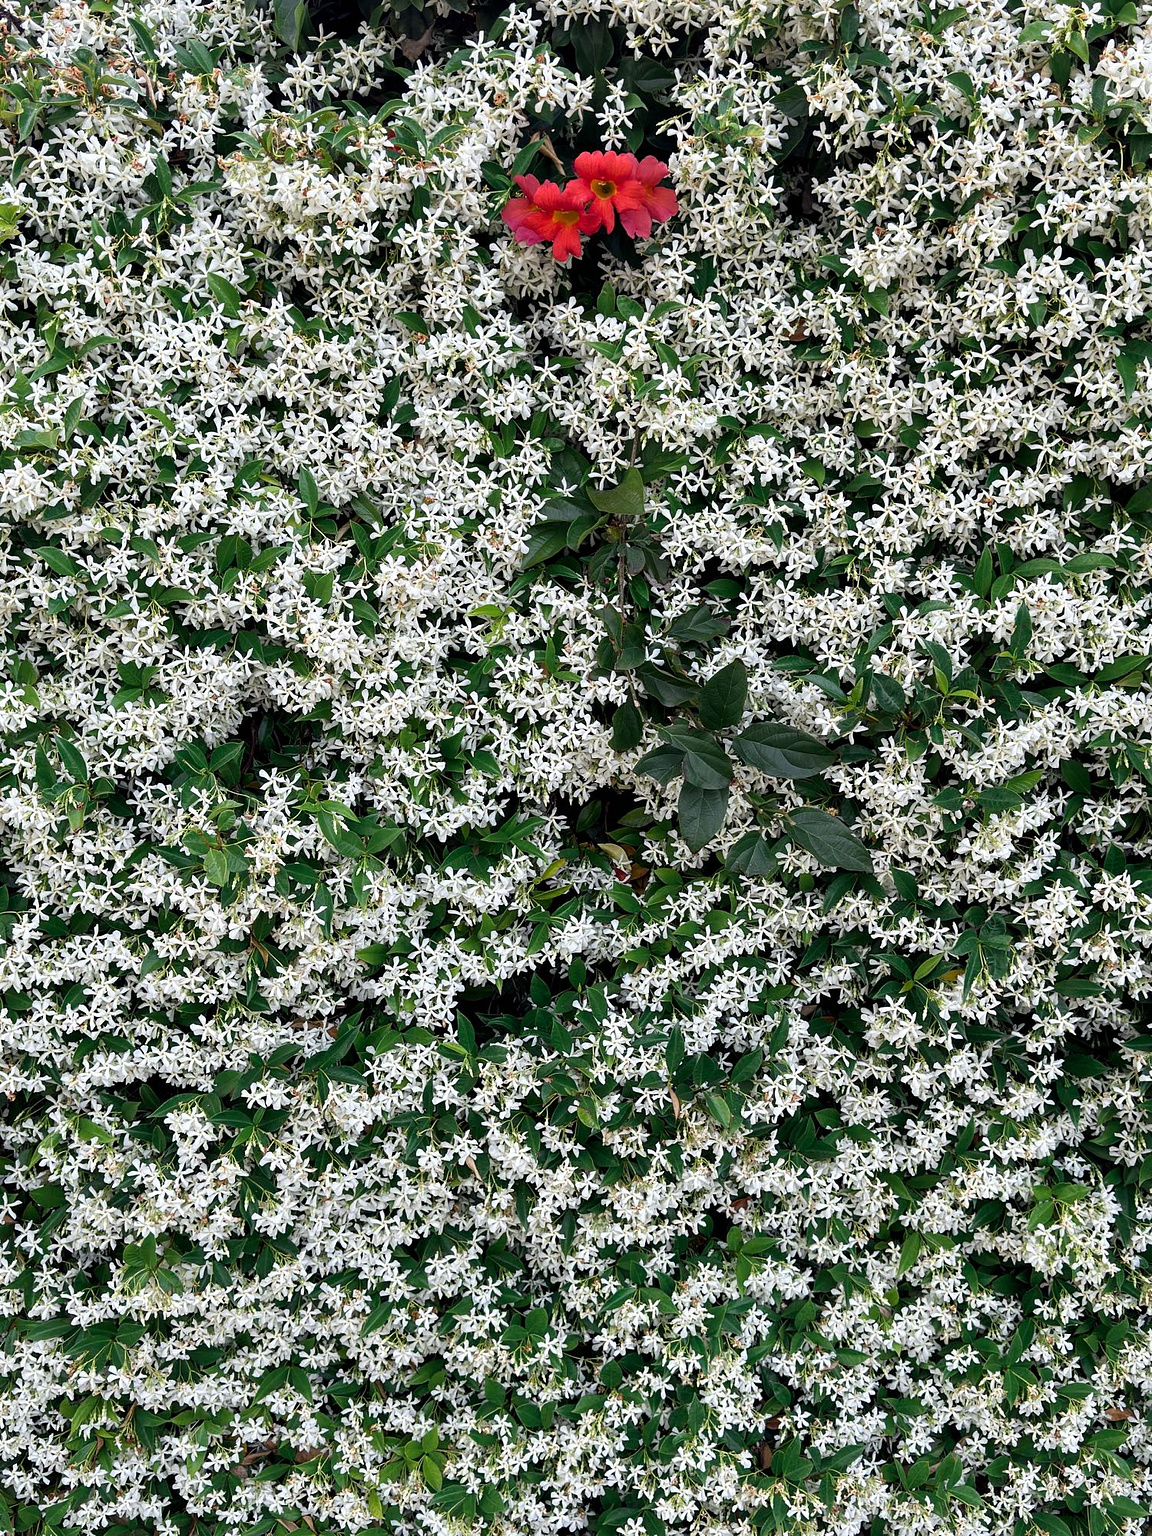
[4,0,1152,1534]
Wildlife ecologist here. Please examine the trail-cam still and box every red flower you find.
[618,156,679,239]
[501,176,599,262]
[568,150,645,234]
[501,175,547,246]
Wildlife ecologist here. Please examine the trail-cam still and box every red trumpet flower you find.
[501,151,678,260]
[568,150,645,234]
[500,174,548,245]
[618,155,679,239]
[501,175,600,263]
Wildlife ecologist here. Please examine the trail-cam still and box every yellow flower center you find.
[591,179,616,199]
[553,208,581,226]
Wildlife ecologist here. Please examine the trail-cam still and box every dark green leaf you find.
[698,659,748,730]
[786,809,873,872]
[55,735,88,783]
[635,744,684,784]
[636,664,699,707]
[725,832,778,875]
[677,782,729,851]
[570,17,613,74]
[610,702,643,752]
[731,723,833,778]
[523,522,573,569]
[663,727,733,788]
[1033,1517,1072,1536]
[870,674,906,713]
[273,0,310,49]
[587,469,644,519]
[897,1232,920,1275]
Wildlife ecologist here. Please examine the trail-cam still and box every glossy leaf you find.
[663,726,733,788]
[587,468,645,519]
[786,809,873,871]
[731,723,833,779]
[677,782,729,850]
[698,659,748,730]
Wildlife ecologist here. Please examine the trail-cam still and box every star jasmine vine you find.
[2,1,1152,1536]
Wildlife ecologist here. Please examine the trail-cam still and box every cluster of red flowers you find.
[502,150,678,263]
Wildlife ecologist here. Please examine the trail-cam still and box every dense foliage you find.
[4,0,1152,1533]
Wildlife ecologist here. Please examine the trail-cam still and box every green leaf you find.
[774,83,809,118]
[360,1302,393,1336]
[39,546,82,578]
[945,70,975,100]
[636,664,699,707]
[15,427,57,450]
[705,1094,732,1127]
[677,782,729,851]
[571,16,613,74]
[639,445,690,478]
[55,735,88,783]
[587,468,645,519]
[869,674,906,714]
[206,273,241,316]
[1106,1497,1148,1519]
[897,1231,921,1276]
[35,745,57,793]
[73,1116,112,1145]
[725,831,778,876]
[635,744,684,784]
[1064,28,1088,62]
[698,659,748,730]
[298,467,319,516]
[1063,551,1113,574]
[951,1485,984,1509]
[731,723,833,778]
[1117,342,1152,398]
[786,809,873,872]
[203,849,229,886]
[421,1456,443,1491]
[624,56,678,95]
[610,701,643,752]
[431,1484,475,1519]
[215,534,252,573]
[663,727,733,788]
[522,521,573,568]
[274,0,310,49]
[1033,1517,1072,1536]
[62,397,85,441]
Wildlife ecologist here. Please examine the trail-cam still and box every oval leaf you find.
[677,782,729,851]
[663,726,733,788]
[724,831,779,876]
[698,659,748,731]
[610,701,643,753]
[203,848,230,886]
[522,521,571,569]
[731,723,833,779]
[869,673,906,714]
[786,809,873,872]
[55,735,88,783]
[587,468,645,519]
[636,663,699,707]
[635,743,684,784]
